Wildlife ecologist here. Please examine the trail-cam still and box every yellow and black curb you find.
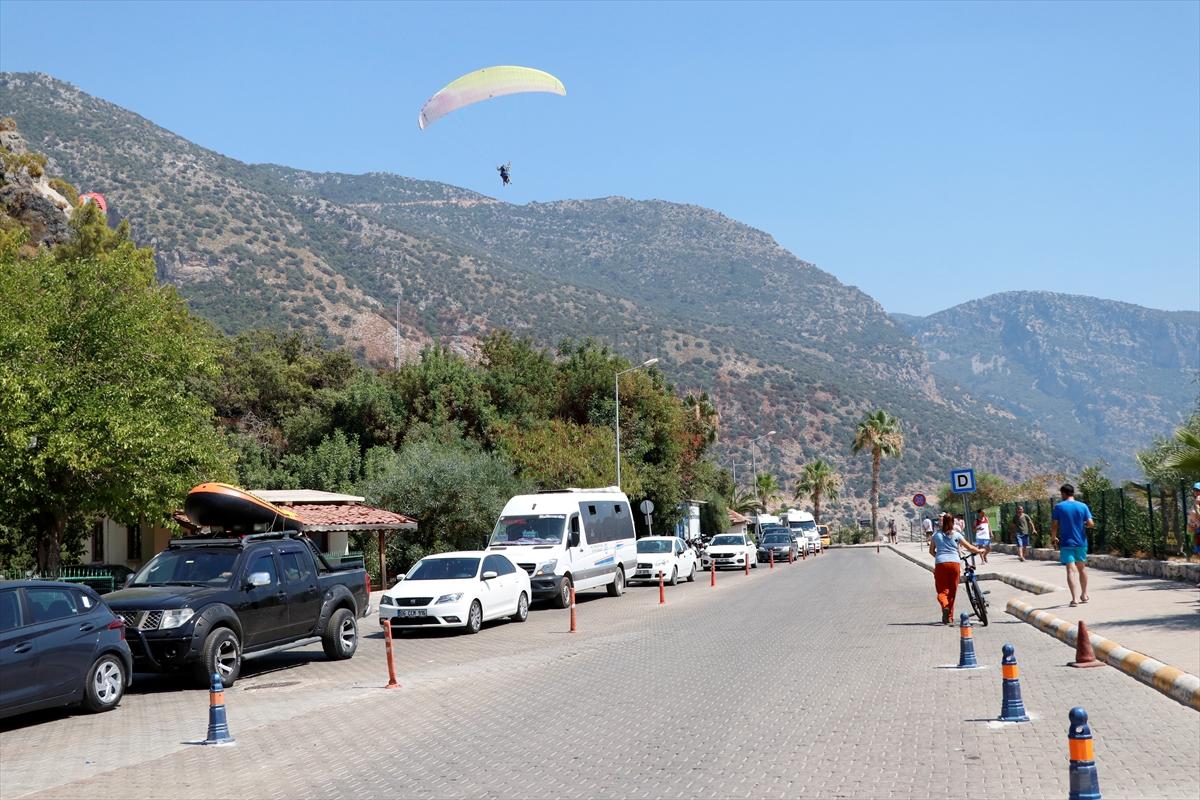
[1006,598,1200,711]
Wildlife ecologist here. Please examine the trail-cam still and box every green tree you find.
[360,435,527,572]
[1138,412,1200,482]
[794,459,842,524]
[754,472,780,512]
[935,471,1012,511]
[0,209,233,569]
[851,410,904,537]
[727,487,760,515]
[491,419,637,494]
[683,391,720,446]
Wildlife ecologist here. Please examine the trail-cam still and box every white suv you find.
[701,533,758,570]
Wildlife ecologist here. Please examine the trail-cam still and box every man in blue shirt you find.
[1051,483,1094,607]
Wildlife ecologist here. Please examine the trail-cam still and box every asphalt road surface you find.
[3,548,1197,799]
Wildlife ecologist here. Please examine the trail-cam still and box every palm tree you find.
[727,488,760,515]
[684,392,720,446]
[1162,425,1200,478]
[851,410,904,539]
[755,472,781,512]
[794,459,842,524]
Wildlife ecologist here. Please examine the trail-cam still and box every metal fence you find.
[998,482,1195,560]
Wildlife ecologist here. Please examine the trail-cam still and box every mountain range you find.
[3,72,1195,506]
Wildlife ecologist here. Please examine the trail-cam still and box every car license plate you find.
[396,609,425,617]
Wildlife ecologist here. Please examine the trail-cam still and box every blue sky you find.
[2,0,1197,315]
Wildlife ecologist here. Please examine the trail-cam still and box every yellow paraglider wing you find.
[418,65,566,130]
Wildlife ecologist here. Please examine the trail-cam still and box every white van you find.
[785,509,821,552]
[487,488,637,608]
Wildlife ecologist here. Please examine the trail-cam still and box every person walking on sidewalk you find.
[1012,505,1037,561]
[888,518,897,544]
[974,510,992,564]
[1051,483,1094,607]
[922,515,934,539]
[929,513,987,625]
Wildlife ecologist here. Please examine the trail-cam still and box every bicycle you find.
[961,552,989,626]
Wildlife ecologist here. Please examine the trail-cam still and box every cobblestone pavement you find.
[2,550,1197,799]
[889,541,1200,674]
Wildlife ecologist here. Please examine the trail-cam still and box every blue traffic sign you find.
[950,469,976,494]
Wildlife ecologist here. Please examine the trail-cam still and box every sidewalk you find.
[889,541,1200,676]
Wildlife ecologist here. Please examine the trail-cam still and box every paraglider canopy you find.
[78,192,107,214]
[418,65,566,130]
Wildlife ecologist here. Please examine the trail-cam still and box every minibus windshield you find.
[489,515,566,546]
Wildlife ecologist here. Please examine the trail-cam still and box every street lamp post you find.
[748,431,777,520]
[615,357,659,490]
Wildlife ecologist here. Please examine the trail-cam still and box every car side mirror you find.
[482,570,498,580]
[396,573,406,582]
[123,575,134,589]
[568,532,580,548]
[247,571,271,588]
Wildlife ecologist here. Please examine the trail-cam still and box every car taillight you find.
[108,617,125,639]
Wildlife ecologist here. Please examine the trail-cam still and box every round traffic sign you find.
[639,499,655,515]
[912,493,927,507]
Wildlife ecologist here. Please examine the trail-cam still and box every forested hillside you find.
[0,72,1074,508]
[899,292,1199,478]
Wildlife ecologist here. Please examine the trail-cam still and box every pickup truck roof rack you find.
[170,531,307,548]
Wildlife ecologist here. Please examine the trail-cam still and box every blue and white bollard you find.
[957,613,978,668]
[1067,707,1101,800]
[998,644,1030,722]
[203,672,236,746]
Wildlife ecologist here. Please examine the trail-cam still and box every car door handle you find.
[79,623,96,633]
[13,642,32,654]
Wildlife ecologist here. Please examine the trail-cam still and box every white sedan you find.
[631,536,698,585]
[379,551,530,634]
[701,533,758,570]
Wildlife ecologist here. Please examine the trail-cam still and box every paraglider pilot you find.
[497,162,511,186]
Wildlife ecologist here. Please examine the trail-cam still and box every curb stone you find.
[1006,598,1200,711]
[885,544,1060,595]
[989,543,1200,583]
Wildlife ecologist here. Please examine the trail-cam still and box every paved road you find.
[2,549,1197,799]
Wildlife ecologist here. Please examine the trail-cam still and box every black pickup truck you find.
[103,532,369,686]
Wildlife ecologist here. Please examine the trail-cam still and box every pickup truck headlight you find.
[159,608,195,629]
[535,560,557,576]
[435,593,463,604]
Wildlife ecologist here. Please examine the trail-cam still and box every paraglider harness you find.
[497,162,511,186]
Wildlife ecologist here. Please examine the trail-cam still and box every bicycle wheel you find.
[966,575,988,626]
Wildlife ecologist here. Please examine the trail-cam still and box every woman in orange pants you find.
[929,513,986,624]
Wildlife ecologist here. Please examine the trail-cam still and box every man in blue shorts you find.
[1051,483,1094,607]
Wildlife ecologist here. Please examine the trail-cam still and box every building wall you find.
[83,518,171,568]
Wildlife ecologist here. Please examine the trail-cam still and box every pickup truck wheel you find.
[465,601,483,634]
[322,608,358,660]
[194,628,241,687]
[606,566,625,597]
[81,654,125,713]
[511,592,529,622]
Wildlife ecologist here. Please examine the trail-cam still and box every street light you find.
[614,357,659,490]
[748,430,776,519]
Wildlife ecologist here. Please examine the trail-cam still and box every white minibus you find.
[487,488,637,608]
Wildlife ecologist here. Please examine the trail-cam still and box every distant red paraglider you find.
[78,192,108,214]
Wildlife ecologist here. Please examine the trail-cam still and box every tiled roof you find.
[173,503,416,533]
[728,509,750,525]
[284,503,415,530]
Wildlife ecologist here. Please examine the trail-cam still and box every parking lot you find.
[2,549,1197,799]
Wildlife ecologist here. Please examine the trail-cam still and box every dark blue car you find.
[0,580,133,720]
